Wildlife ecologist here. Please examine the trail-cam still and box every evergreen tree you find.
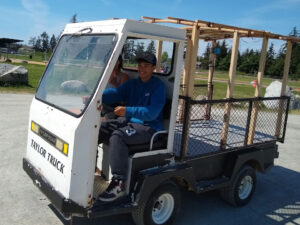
[265,43,275,75]
[238,49,259,74]
[41,32,50,52]
[219,40,228,58]
[146,41,156,54]
[200,42,210,69]
[28,37,36,47]
[289,26,300,78]
[124,39,135,63]
[135,42,145,57]
[34,36,42,51]
[161,51,168,63]
[70,14,78,23]
[50,34,57,51]
[215,40,229,70]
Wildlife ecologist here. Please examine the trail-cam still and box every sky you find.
[0,0,300,55]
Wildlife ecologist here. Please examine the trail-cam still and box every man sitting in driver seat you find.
[98,53,166,202]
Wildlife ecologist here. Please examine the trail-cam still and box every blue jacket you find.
[102,76,166,131]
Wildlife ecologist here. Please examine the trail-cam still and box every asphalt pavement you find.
[0,93,299,225]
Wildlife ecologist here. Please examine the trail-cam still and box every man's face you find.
[138,61,155,83]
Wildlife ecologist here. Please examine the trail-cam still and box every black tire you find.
[220,165,256,206]
[132,182,181,225]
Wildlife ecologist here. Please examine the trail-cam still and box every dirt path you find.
[0,57,47,66]
[195,77,267,87]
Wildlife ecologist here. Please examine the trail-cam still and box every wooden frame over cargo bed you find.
[142,16,300,153]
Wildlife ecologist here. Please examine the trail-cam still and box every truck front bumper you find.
[23,158,86,216]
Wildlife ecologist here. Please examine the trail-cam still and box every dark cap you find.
[137,52,157,66]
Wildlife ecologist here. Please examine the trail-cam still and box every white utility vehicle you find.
[23,17,299,225]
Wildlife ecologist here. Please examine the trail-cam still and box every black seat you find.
[127,99,172,154]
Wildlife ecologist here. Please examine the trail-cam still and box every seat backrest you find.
[162,99,172,130]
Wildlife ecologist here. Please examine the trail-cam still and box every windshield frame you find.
[35,33,118,118]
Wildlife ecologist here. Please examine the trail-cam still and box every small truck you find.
[23,17,299,225]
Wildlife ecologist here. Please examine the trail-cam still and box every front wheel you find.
[220,165,256,206]
[132,182,181,225]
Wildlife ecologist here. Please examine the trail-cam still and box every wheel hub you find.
[152,193,174,224]
[238,175,253,200]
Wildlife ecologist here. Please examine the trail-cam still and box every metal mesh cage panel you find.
[174,96,289,159]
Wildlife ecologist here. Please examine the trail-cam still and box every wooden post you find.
[247,37,269,145]
[186,23,200,98]
[220,31,240,149]
[182,36,192,96]
[275,40,292,138]
[180,22,200,158]
[205,40,216,119]
[178,36,192,123]
[156,40,162,72]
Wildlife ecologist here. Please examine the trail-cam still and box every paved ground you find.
[0,93,299,225]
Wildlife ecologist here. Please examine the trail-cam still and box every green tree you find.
[41,32,49,52]
[200,42,210,69]
[238,49,259,74]
[146,41,156,55]
[219,40,228,58]
[215,40,228,70]
[161,51,168,63]
[50,34,57,51]
[289,26,300,78]
[34,36,42,51]
[28,37,36,47]
[265,43,275,75]
[124,39,135,63]
[70,14,78,23]
[135,42,145,57]
[218,55,230,71]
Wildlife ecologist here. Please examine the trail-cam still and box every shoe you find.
[98,178,125,202]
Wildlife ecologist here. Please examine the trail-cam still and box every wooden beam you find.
[142,16,300,43]
[220,31,240,149]
[247,37,269,145]
[255,37,269,97]
[275,40,292,138]
[182,36,192,96]
[178,35,192,123]
[155,40,163,73]
[182,23,200,98]
[205,40,216,120]
[187,23,200,97]
[180,23,200,157]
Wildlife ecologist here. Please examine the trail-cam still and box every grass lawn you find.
[196,70,300,89]
[5,51,52,63]
[194,75,266,99]
[0,62,45,93]
[0,63,299,113]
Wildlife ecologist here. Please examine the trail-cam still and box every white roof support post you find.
[275,40,292,138]
[180,22,200,159]
[220,31,240,149]
[155,40,163,72]
[205,40,216,120]
[247,37,269,145]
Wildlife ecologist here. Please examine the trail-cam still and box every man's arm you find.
[102,82,128,104]
[125,82,166,121]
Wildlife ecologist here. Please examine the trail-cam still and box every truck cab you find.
[24,18,185,219]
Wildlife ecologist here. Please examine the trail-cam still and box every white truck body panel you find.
[25,19,186,208]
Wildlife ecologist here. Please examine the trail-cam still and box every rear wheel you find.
[132,182,181,225]
[220,165,256,206]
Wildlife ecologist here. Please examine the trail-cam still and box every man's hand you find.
[114,106,126,116]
